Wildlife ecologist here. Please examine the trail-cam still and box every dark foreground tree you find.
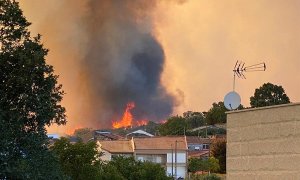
[206,102,243,125]
[211,138,226,173]
[205,102,227,125]
[51,138,102,179]
[250,82,290,108]
[104,156,172,180]
[0,0,66,178]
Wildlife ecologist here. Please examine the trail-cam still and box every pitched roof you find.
[186,136,211,144]
[126,130,154,137]
[188,150,209,158]
[94,131,124,140]
[98,140,134,153]
[134,136,187,150]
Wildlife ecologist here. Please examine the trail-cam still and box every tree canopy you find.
[51,138,102,179]
[0,0,66,178]
[250,82,290,107]
[188,157,220,174]
[159,116,187,135]
[51,139,172,179]
[205,102,227,125]
[211,138,226,173]
[205,101,243,125]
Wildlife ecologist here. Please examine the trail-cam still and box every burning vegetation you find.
[112,102,148,129]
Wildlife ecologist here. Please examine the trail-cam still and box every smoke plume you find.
[82,1,176,125]
[19,0,183,129]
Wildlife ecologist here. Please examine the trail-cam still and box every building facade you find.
[227,103,300,180]
[98,136,188,179]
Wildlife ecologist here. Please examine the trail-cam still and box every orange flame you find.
[112,102,149,129]
[112,102,135,129]
[136,119,148,126]
[65,125,83,135]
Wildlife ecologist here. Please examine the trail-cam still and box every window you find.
[203,144,209,150]
[156,156,162,163]
[137,156,144,162]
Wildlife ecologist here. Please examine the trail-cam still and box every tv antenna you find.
[232,61,266,91]
[224,60,266,111]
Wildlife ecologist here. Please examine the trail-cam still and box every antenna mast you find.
[232,60,266,91]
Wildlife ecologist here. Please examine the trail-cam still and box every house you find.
[47,134,60,146]
[134,136,187,179]
[94,130,124,141]
[96,136,188,179]
[126,129,154,138]
[186,136,211,159]
[97,139,134,161]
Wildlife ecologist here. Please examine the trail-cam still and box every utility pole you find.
[175,140,177,179]
[171,144,173,178]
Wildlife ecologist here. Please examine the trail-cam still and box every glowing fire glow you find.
[65,125,83,135]
[112,102,148,129]
[136,120,148,126]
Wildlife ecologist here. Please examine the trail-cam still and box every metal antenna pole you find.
[232,60,266,91]
[233,73,236,91]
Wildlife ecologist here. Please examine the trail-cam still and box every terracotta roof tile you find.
[98,140,134,153]
[186,136,211,144]
[134,136,187,150]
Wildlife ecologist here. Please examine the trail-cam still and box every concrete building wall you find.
[227,103,300,180]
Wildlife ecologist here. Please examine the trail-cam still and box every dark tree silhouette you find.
[0,0,66,178]
[250,82,290,108]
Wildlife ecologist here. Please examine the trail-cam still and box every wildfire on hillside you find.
[65,125,83,136]
[112,102,148,129]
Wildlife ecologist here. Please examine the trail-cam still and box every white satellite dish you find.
[224,91,241,110]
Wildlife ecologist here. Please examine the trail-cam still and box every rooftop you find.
[134,136,187,150]
[98,140,134,153]
[186,136,211,144]
[226,102,300,114]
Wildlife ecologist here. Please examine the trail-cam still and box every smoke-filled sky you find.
[19,0,300,134]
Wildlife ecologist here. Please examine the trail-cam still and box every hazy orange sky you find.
[19,0,300,134]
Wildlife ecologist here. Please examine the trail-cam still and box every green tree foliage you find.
[191,173,221,180]
[188,158,202,173]
[184,111,205,129]
[74,127,93,142]
[52,142,171,180]
[188,157,220,174]
[51,137,102,179]
[211,138,226,173]
[102,156,172,180]
[250,82,290,108]
[0,0,66,178]
[159,116,187,135]
[207,157,220,173]
[206,102,243,125]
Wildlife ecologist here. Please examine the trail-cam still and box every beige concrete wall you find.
[227,103,300,180]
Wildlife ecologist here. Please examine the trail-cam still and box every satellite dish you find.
[224,91,241,110]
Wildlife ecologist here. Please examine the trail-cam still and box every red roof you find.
[134,136,187,150]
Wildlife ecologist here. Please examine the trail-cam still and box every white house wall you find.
[100,150,112,161]
[167,152,186,163]
[166,166,186,179]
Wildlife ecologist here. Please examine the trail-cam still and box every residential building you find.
[186,136,211,159]
[227,103,300,179]
[126,129,154,138]
[97,136,188,179]
[94,130,124,141]
[134,136,187,179]
[98,139,134,161]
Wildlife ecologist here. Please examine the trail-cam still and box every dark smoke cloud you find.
[76,1,178,126]
[19,0,184,129]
